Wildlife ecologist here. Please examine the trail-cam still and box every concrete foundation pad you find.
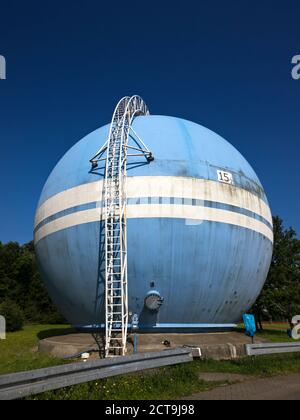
[38,333,98,358]
[38,331,267,360]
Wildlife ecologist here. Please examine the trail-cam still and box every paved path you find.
[185,373,300,400]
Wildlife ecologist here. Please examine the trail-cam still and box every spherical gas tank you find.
[34,115,273,331]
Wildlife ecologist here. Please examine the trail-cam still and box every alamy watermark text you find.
[0,316,5,339]
[0,55,6,80]
[292,55,300,80]
[291,315,300,340]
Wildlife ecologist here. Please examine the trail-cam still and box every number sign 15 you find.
[217,170,234,185]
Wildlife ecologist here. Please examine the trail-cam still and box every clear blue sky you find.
[0,0,299,244]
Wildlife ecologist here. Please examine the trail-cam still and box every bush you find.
[0,300,24,332]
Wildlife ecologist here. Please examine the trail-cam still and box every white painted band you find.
[35,176,272,227]
[34,204,273,243]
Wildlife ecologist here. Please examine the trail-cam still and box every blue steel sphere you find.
[34,115,273,331]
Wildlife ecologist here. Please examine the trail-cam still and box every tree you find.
[0,240,65,324]
[252,216,300,329]
[0,299,24,332]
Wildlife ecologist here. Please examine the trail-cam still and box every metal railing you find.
[245,342,300,356]
[0,348,192,400]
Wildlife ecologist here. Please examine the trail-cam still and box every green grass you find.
[197,353,300,377]
[260,323,291,331]
[30,363,225,400]
[0,324,70,375]
[1,324,300,400]
[29,353,300,400]
[237,322,300,343]
[256,329,299,343]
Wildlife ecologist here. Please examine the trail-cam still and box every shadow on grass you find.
[37,328,77,340]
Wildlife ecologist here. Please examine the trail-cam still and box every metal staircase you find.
[90,96,153,357]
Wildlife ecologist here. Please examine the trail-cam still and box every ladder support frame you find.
[90,95,152,357]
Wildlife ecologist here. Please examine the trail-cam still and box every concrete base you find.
[38,330,267,360]
[39,333,98,359]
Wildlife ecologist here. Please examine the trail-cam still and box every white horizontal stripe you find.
[34,204,273,243]
[35,181,104,227]
[35,176,272,227]
[128,177,272,225]
[152,323,237,329]
[77,323,237,329]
